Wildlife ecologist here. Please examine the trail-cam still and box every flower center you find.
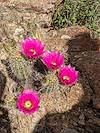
[51,62,56,66]
[24,100,33,109]
[63,76,70,81]
[30,49,36,55]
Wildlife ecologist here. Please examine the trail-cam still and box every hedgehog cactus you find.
[3,40,33,85]
[8,55,32,82]
[40,71,61,94]
[2,27,44,87]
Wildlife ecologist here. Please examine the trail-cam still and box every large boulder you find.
[69,51,100,109]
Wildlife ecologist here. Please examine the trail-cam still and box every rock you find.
[0,2,66,44]
[63,128,79,133]
[0,128,7,133]
[69,51,100,109]
[93,117,100,127]
[38,26,100,53]
[62,27,100,109]
[59,26,100,52]
[0,0,7,2]
[78,114,85,125]
[0,0,63,31]
[8,0,63,8]
[61,34,71,40]
[93,98,100,109]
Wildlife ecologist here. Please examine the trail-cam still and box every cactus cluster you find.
[2,22,42,86]
[1,26,78,115]
[40,71,61,94]
[3,40,33,86]
[8,55,32,82]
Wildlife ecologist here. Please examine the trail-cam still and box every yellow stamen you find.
[30,49,36,55]
[24,100,33,109]
[63,76,70,81]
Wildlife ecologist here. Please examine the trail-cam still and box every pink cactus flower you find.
[17,90,40,114]
[58,65,78,85]
[41,51,64,70]
[21,37,45,59]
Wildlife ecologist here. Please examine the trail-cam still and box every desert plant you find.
[52,0,100,36]
[40,71,61,94]
[3,40,33,85]
[2,21,43,86]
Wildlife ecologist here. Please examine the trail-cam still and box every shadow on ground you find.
[0,71,6,100]
[0,107,12,133]
[32,31,100,133]
[0,71,11,133]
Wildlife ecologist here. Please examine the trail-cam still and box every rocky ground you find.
[0,0,100,133]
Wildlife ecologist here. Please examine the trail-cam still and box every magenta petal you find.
[58,65,78,85]
[21,37,45,59]
[41,51,64,70]
[17,89,40,114]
